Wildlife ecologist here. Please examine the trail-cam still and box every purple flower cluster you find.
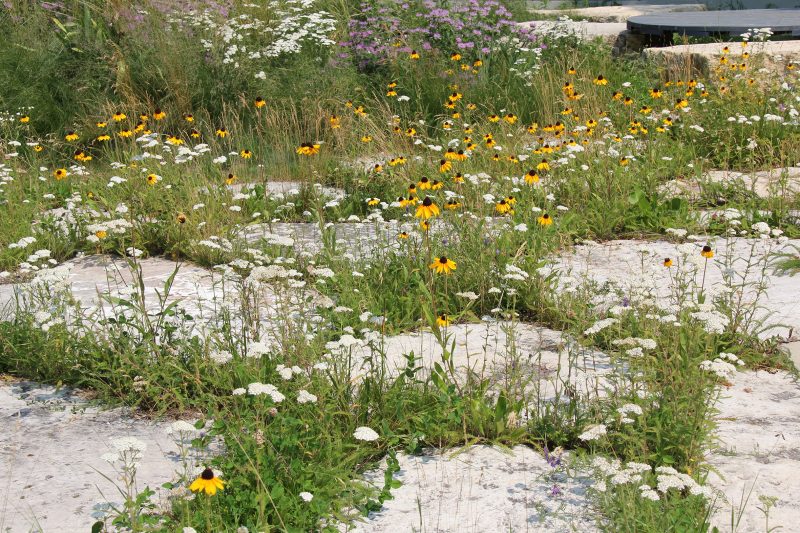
[340,0,535,70]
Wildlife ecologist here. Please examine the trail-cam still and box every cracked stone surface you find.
[529,4,705,22]
[661,166,800,200]
[555,237,800,340]
[345,445,598,533]
[341,322,613,401]
[0,378,180,533]
[707,370,800,533]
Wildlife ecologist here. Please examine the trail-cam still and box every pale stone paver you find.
[347,446,598,533]
[529,4,706,23]
[708,370,800,533]
[644,40,800,74]
[0,379,181,533]
[661,167,800,200]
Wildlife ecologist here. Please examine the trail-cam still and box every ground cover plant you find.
[1,1,800,532]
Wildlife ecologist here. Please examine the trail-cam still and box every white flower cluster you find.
[700,352,743,379]
[578,423,607,442]
[583,318,618,336]
[246,382,285,403]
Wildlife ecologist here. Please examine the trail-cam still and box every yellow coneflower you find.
[430,256,457,274]
[387,88,398,97]
[453,173,465,184]
[190,468,224,496]
[373,163,383,173]
[225,173,236,185]
[97,134,111,142]
[65,131,79,142]
[611,91,623,101]
[487,114,500,123]
[405,127,416,137]
[495,199,512,215]
[118,129,133,138]
[19,115,30,123]
[134,122,146,133]
[184,113,194,122]
[96,121,107,128]
[240,149,252,158]
[701,245,714,259]
[674,98,688,110]
[330,115,341,129]
[593,75,608,86]
[409,50,420,60]
[431,179,443,190]
[525,170,540,184]
[527,123,539,134]
[445,199,461,210]
[649,87,663,98]
[567,67,577,75]
[439,159,452,173]
[504,113,517,125]
[254,96,266,108]
[436,313,450,327]
[296,142,320,156]
[663,258,673,267]
[538,213,553,226]
[216,127,228,138]
[418,176,431,190]
[537,159,550,171]
[53,168,67,180]
[450,52,461,61]
[73,150,92,162]
[113,112,126,122]
[623,96,634,106]
[166,135,183,145]
[146,174,159,186]
[415,196,440,219]
[153,109,166,121]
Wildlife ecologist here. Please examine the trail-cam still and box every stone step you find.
[643,40,800,74]
[529,3,706,23]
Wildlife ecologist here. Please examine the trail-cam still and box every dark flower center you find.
[201,468,214,480]
[422,197,432,206]
[439,257,448,264]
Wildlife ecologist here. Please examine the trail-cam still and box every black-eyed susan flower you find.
[649,87,663,98]
[450,52,461,61]
[367,197,380,206]
[139,113,149,122]
[146,173,159,186]
[593,75,608,86]
[166,135,183,145]
[330,115,341,129]
[216,127,228,138]
[361,135,372,143]
[190,129,201,139]
[701,245,714,259]
[184,113,194,122]
[537,213,553,226]
[53,168,67,180]
[398,231,409,239]
[445,199,461,210]
[418,176,431,190]
[567,67,577,75]
[225,173,236,185]
[254,96,266,108]
[525,170,540,184]
[409,50,420,60]
[663,258,673,267]
[373,163,383,173]
[19,115,30,123]
[439,159,452,173]
[296,142,320,156]
[112,112,126,122]
[190,468,224,496]
[96,121,107,128]
[65,131,79,142]
[415,196,440,219]
[495,199,512,215]
[537,159,550,171]
[488,114,500,123]
[453,173,465,184]
[436,313,450,327]
[430,256,456,274]
[153,109,166,121]
[504,113,517,125]
[134,122,146,133]
[240,149,252,159]
[33,145,43,152]
[97,134,111,142]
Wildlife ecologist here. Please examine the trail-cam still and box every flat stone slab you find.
[230,180,346,202]
[629,9,800,37]
[661,167,800,200]
[708,370,800,532]
[348,446,597,532]
[334,322,612,400]
[530,4,706,23]
[0,378,181,532]
[644,40,800,72]
[555,238,800,340]
[520,20,627,41]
